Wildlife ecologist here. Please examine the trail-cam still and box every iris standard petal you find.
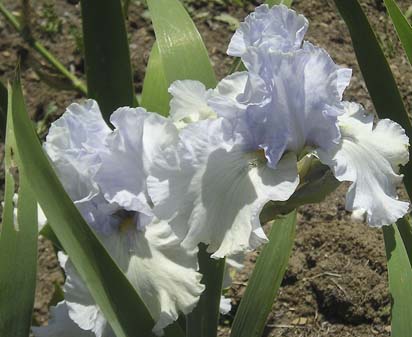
[211,44,351,169]
[227,4,308,59]
[43,99,111,201]
[317,102,410,227]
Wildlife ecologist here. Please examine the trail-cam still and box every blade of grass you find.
[80,0,136,122]
[10,77,159,337]
[383,223,412,337]
[383,0,412,65]
[230,211,297,337]
[0,83,38,337]
[141,42,170,116]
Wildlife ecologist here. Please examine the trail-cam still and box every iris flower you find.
[147,4,409,259]
[34,101,205,336]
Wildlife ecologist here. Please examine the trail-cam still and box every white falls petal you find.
[59,253,114,337]
[43,99,111,201]
[317,102,410,227]
[32,301,95,337]
[168,80,216,127]
[57,219,204,336]
[148,119,299,258]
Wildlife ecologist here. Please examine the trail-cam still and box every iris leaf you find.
[80,0,136,122]
[230,211,297,337]
[383,223,412,337]
[383,0,412,65]
[146,0,216,91]
[0,82,38,337]
[141,42,170,116]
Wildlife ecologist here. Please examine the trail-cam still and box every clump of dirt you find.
[1,0,411,336]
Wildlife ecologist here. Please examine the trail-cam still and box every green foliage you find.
[39,2,62,36]
[384,0,412,65]
[383,223,412,337]
[141,42,169,115]
[230,212,297,337]
[10,77,158,337]
[186,246,226,337]
[0,82,38,337]
[81,0,136,122]
[146,0,216,90]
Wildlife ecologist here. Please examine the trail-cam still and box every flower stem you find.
[186,244,226,337]
[0,3,87,95]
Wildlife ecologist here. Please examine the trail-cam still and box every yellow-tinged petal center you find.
[119,216,135,233]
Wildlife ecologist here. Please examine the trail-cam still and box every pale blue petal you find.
[228,4,308,59]
[43,99,111,201]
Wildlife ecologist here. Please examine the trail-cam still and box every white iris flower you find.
[147,3,409,261]
[34,101,205,336]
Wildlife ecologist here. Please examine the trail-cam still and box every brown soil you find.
[1,0,411,336]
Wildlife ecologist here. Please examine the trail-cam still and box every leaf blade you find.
[80,0,136,122]
[383,0,412,65]
[383,223,412,337]
[0,83,38,337]
[141,42,170,116]
[146,0,216,90]
[230,211,297,337]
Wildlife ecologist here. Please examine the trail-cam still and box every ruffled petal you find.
[43,99,111,201]
[224,43,351,167]
[107,220,204,334]
[57,218,204,336]
[207,72,250,120]
[95,108,178,219]
[227,4,308,59]
[317,102,410,227]
[59,253,114,337]
[148,119,299,258]
[168,80,216,128]
[95,107,150,214]
[32,301,96,337]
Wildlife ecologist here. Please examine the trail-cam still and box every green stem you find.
[0,3,87,95]
[186,244,226,337]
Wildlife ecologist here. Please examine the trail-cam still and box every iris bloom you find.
[33,101,205,336]
[147,4,409,259]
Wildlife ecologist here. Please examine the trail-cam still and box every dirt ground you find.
[1,0,411,336]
